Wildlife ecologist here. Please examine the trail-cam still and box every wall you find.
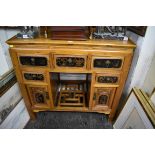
[0,27,20,76]
[128,27,155,91]
[0,27,29,129]
[118,27,155,114]
[122,30,144,97]
[142,53,155,95]
[122,27,155,95]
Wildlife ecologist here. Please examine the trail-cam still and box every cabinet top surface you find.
[7,35,136,48]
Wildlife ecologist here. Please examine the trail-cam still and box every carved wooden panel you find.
[22,71,46,83]
[95,73,120,85]
[98,76,118,83]
[91,56,124,70]
[26,85,49,107]
[92,87,116,111]
[18,54,49,67]
[20,56,47,66]
[24,73,44,81]
[54,55,87,69]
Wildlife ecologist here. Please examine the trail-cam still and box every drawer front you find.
[22,71,47,83]
[18,54,50,68]
[95,73,121,85]
[92,87,116,111]
[91,56,124,70]
[26,85,50,109]
[54,54,87,69]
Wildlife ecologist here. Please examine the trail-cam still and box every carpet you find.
[25,111,113,129]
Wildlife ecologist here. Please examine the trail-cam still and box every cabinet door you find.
[91,56,124,70]
[26,85,50,109]
[92,87,116,111]
[54,54,87,69]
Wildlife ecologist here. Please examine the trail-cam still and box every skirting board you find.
[0,99,30,129]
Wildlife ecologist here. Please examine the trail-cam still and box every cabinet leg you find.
[30,111,36,120]
[108,116,114,123]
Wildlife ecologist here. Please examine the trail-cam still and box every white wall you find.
[122,30,144,97]
[0,27,20,77]
[123,27,155,96]
[0,27,29,128]
[128,27,155,90]
[142,54,155,94]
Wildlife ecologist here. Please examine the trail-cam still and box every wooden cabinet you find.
[7,36,135,121]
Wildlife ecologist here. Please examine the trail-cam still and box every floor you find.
[25,111,113,129]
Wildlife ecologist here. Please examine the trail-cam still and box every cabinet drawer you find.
[92,87,116,111]
[53,54,87,70]
[18,54,50,68]
[91,56,124,71]
[26,85,51,109]
[95,73,121,85]
[22,71,47,83]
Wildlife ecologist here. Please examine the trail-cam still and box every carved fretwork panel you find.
[27,85,49,106]
[24,73,44,81]
[92,57,123,69]
[97,76,118,83]
[98,95,108,105]
[19,56,48,66]
[56,57,85,67]
[54,55,87,69]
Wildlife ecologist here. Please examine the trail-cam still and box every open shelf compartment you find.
[50,73,91,109]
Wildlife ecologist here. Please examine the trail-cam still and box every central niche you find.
[50,73,91,108]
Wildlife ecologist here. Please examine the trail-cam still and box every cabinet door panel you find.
[26,85,50,109]
[92,87,116,111]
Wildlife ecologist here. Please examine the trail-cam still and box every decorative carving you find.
[94,59,122,68]
[97,76,118,83]
[35,92,45,103]
[24,73,44,81]
[58,83,85,107]
[29,87,47,104]
[56,57,85,67]
[19,56,48,66]
[98,95,108,105]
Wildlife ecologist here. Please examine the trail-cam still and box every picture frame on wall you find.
[127,26,147,37]
[113,88,154,129]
